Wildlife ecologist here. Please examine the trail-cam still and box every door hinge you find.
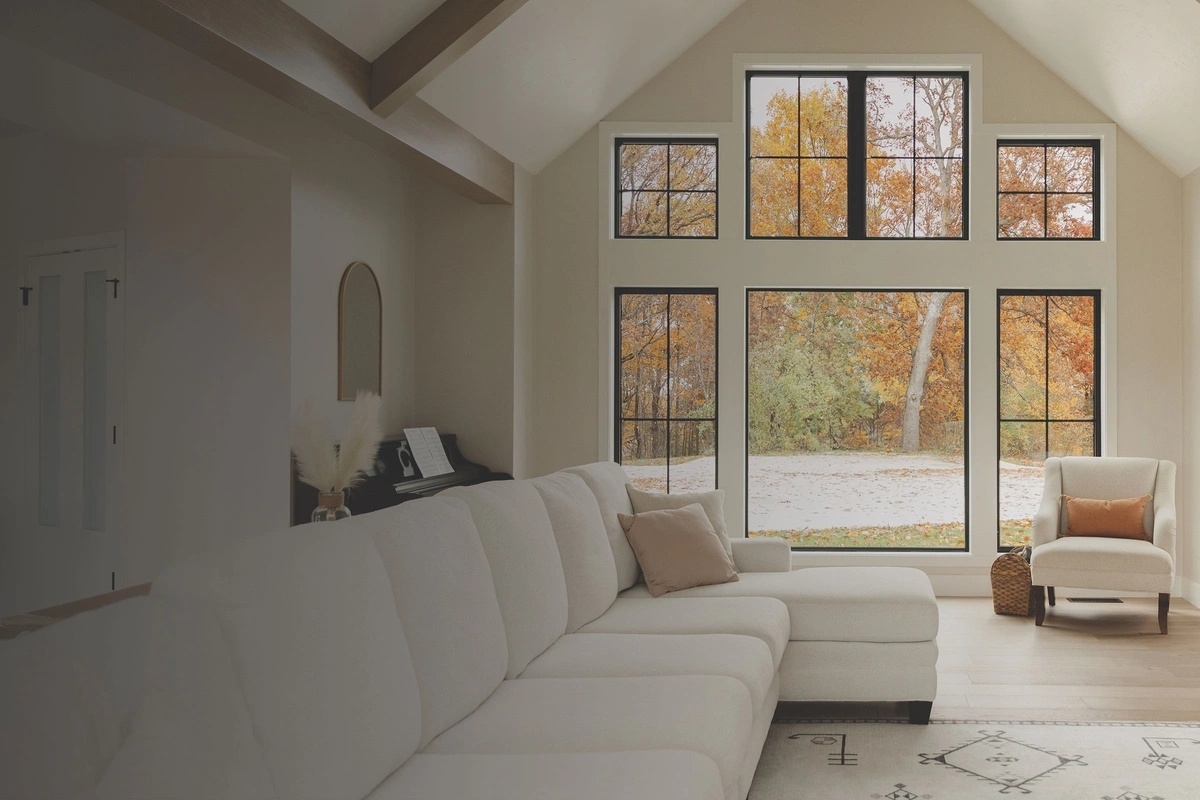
[112,425,117,445]
[106,278,120,299]
[19,286,31,306]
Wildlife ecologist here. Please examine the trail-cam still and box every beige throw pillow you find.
[626,484,732,556]
[617,504,739,598]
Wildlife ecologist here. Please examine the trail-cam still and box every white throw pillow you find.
[626,484,732,556]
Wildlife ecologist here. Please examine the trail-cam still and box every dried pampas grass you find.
[292,392,384,493]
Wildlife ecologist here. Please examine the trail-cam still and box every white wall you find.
[0,140,294,615]
[122,157,291,586]
[0,134,128,615]
[1183,167,1200,602]
[530,0,1185,584]
[0,14,428,612]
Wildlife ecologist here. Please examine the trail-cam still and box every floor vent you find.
[1067,597,1124,604]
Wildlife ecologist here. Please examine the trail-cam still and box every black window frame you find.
[614,287,719,492]
[996,139,1101,241]
[996,289,1102,552]
[744,288,970,552]
[614,138,719,240]
[744,70,970,241]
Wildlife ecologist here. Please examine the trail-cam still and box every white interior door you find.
[23,242,124,598]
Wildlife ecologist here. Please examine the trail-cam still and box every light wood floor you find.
[776,595,1200,722]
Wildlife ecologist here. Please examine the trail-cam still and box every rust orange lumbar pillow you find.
[1063,495,1151,540]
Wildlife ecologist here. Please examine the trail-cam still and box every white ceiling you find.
[417,0,746,172]
[282,0,444,61]
[283,0,1200,179]
[967,0,1200,177]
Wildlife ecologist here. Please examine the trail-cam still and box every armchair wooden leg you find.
[1047,587,1056,607]
[1034,585,1046,626]
[1159,593,1170,635]
[908,700,932,725]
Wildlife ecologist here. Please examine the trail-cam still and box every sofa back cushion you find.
[0,633,126,799]
[368,497,509,748]
[530,473,619,632]
[562,462,641,591]
[443,482,568,677]
[33,595,156,721]
[1058,456,1160,536]
[92,601,278,800]
[152,519,422,799]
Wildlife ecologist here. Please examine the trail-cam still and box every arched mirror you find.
[338,261,381,399]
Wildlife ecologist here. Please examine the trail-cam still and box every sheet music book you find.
[403,427,454,478]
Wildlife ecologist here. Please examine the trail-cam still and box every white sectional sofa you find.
[1,462,939,800]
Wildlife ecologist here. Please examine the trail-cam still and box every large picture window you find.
[616,289,717,492]
[747,71,967,239]
[998,291,1100,548]
[997,141,1098,240]
[615,139,718,238]
[746,290,967,549]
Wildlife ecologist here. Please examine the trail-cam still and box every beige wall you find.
[414,176,518,474]
[290,151,417,437]
[1183,167,1200,601]
[531,128,601,475]
[530,0,1185,580]
[123,157,291,586]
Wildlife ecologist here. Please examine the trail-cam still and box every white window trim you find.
[596,53,1117,575]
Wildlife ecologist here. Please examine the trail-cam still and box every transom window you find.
[747,71,967,239]
[615,289,717,491]
[997,141,1099,239]
[615,139,718,238]
[998,291,1100,548]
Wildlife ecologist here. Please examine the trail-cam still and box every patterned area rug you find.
[750,720,1200,800]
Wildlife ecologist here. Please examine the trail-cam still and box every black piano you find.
[291,432,511,526]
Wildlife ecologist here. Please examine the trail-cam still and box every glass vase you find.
[312,491,351,522]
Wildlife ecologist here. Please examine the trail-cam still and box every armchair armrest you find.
[1153,505,1176,560]
[1031,457,1064,548]
[731,538,792,572]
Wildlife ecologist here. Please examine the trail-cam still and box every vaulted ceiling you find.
[278,0,1200,178]
[966,0,1200,177]
[280,0,749,173]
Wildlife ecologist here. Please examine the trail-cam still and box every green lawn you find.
[752,522,965,548]
[750,518,1036,549]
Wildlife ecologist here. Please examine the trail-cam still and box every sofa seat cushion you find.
[580,596,790,668]
[369,751,724,800]
[1031,536,1173,593]
[619,566,938,643]
[424,676,752,799]
[520,633,775,710]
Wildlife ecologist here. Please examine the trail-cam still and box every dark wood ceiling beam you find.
[369,0,529,118]
[91,0,514,203]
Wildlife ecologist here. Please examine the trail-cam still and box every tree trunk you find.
[901,292,949,451]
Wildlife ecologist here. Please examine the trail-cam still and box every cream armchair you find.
[1030,456,1176,634]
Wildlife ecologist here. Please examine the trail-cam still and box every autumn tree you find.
[618,142,717,236]
[748,75,965,449]
[619,293,716,466]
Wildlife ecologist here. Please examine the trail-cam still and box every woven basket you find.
[991,546,1033,616]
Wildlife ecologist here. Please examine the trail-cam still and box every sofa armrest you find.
[1153,506,1177,562]
[731,538,792,572]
